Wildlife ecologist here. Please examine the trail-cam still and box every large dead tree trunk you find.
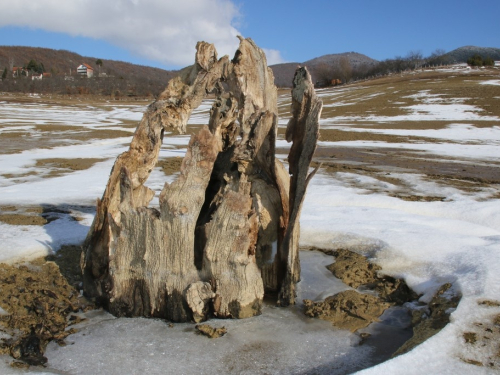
[82,37,322,322]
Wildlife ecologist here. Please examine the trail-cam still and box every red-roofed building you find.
[12,67,28,78]
[77,63,94,78]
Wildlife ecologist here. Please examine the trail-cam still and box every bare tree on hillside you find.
[427,49,447,66]
[339,56,352,83]
[313,62,336,87]
[406,50,423,70]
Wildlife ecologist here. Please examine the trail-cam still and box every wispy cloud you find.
[262,48,286,65]
[0,0,264,67]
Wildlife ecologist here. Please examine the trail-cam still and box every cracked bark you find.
[82,37,321,322]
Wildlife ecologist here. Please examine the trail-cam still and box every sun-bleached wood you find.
[82,37,322,322]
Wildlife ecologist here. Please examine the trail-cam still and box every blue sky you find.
[0,0,499,70]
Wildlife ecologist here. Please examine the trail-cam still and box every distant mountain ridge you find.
[303,52,378,67]
[270,52,378,87]
[441,46,500,63]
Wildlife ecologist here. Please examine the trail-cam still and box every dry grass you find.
[2,67,499,200]
[278,68,500,199]
[316,69,500,129]
[1,158,106,182]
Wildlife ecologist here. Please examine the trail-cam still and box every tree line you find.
[311,49,497,88]
[466,54,495,67]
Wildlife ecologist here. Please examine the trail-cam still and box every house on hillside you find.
[77,63,94,78]
[12,67,28,78]
[32,73,43,81]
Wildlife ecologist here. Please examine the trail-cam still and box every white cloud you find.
[262,48,286,65]
[0,0,267,68]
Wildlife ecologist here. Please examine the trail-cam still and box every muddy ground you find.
[303,248,418,332]
[280,140,500,202]
[301,248,500,369]
[0,247,93,368]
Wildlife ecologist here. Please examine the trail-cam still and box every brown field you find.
[277,66,500,200]
[2,66,500,205]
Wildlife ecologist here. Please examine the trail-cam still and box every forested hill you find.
[0,46,178,97]
[1,44,499,95]
[270,46,500,88]
[441,46,500,64]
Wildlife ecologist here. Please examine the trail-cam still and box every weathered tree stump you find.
[82,37,322,322]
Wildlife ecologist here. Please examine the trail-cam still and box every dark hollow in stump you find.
[81,37,322,322]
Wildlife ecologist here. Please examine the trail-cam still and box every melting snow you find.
[0,83,499,374]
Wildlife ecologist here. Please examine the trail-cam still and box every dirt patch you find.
[313,146,500,185]
[352,120,500,131]
[319,129,445,144]
[1,171,38,180]
[0,214,47,226]
[303,248,417,332]
[36,157,105,171]
[35,125,134,140]
[0,126,133,155]
[325,248,379,288]
[318,69,500,122]
[394,283,461,356]
[184,124,205,135]
[157,157,183,176]
[195,324,227,338]
[301,248,462,357]
[495,314,500,326]
[0,206,17,212]
[301,145,500,198]
[463,332,477,344]
[35,158,106,177]
[389,194,445,202]
[0,205,83,226]
[456,301,500,369]
[46,245,84,290]
[1,206,44,214]
[1,158,106,182]
[0,257,93,367]
[25,206,45,214]
[304,290,391,332]
[326,249,417,304]
[0,205,48,226]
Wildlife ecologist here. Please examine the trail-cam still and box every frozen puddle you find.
[31,251,412,375]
